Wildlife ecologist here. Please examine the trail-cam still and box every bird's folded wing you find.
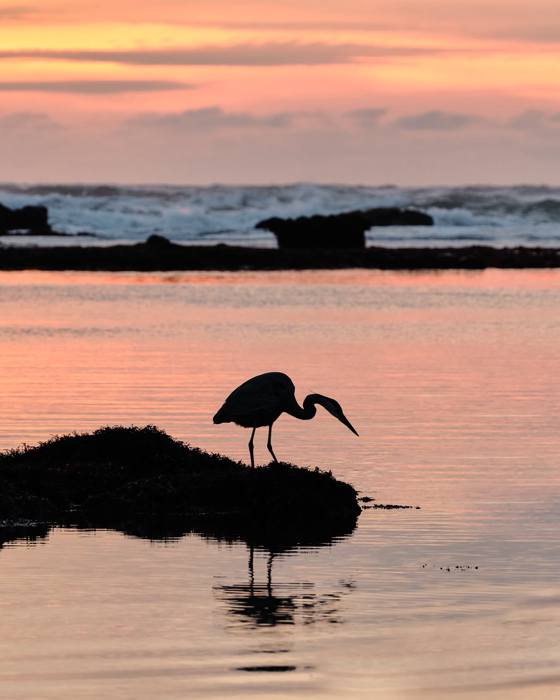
[219,374,294,420]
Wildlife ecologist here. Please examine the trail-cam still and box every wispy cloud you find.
[0,80,193,94]
[509,110,548,129]
[346,108,387,126]
[0,111,61,130]
[480,25,560,43]
[0,4,34,19]
[394,110,483,131]
[0,43,448,67]
[179,20,398,32]
[509,110,560,130]
[128,107,293,129]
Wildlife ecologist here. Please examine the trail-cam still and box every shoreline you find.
[1,240,560,271]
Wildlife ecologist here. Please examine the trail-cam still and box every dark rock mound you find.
[0,203,52,235]
[256,208,433,249]
[360,207,433,227]
[0,203,98,237]
[257,214,368,249]
[145,234,173,248]
[0,426,360,551]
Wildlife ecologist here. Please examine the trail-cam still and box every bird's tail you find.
[213,406,228,424]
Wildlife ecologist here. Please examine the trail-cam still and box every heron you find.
[213,372,359,468]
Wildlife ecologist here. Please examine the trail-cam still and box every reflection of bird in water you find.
[215,545,355,629]
[217,547,295,627]
[213,372,359,468]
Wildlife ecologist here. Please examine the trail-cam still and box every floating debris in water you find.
[362,503,420,510]
[421,563,479,572]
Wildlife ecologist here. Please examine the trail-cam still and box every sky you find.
[1,0,560,184]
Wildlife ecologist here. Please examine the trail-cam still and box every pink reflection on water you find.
[0,268,558,523]
[1,269,560,699]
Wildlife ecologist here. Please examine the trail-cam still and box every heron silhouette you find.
[213,372,358,468]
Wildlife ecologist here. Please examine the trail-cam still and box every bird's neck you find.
[284,393,323,420]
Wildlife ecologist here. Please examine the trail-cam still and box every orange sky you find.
[1,0,560,184]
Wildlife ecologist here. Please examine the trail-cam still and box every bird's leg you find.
[248,545,255,594]
[248,427,256,468]
[267,424,278,463]
[267,551,275,597]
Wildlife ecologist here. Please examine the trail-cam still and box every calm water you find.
[1,269,560,698]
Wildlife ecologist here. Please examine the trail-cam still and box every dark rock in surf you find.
[0,203,52,235]
[256,207,433,249]
[360,207,433,227]
[257,213,368,249]
[145,234,173,248]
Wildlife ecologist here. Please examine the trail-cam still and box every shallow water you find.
[1,269,560,698]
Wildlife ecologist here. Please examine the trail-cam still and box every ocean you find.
[2,183,560,248]
[1,268,560,698]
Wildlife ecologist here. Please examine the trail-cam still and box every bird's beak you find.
[338,412,359,436]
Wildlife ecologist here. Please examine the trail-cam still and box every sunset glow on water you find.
[1,269,559,698]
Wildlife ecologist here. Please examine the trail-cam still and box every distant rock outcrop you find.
[145,233,173,248]
[360,207,434,227]
[2,241,559,272]
[256,207,433,249]
[257,213,368,249]
[0,203,52,235]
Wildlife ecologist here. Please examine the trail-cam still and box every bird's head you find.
[313,395,359,436]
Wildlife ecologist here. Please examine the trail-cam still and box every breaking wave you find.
[1,183,560,247]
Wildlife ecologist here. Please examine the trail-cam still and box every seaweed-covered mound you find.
[0,426,360,550]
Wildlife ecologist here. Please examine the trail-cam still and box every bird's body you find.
[213,372,358,467]
[213,372,296,428]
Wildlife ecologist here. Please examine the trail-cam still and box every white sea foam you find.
[2,183,560,247]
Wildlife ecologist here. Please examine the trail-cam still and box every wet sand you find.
[1,240,560,270]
